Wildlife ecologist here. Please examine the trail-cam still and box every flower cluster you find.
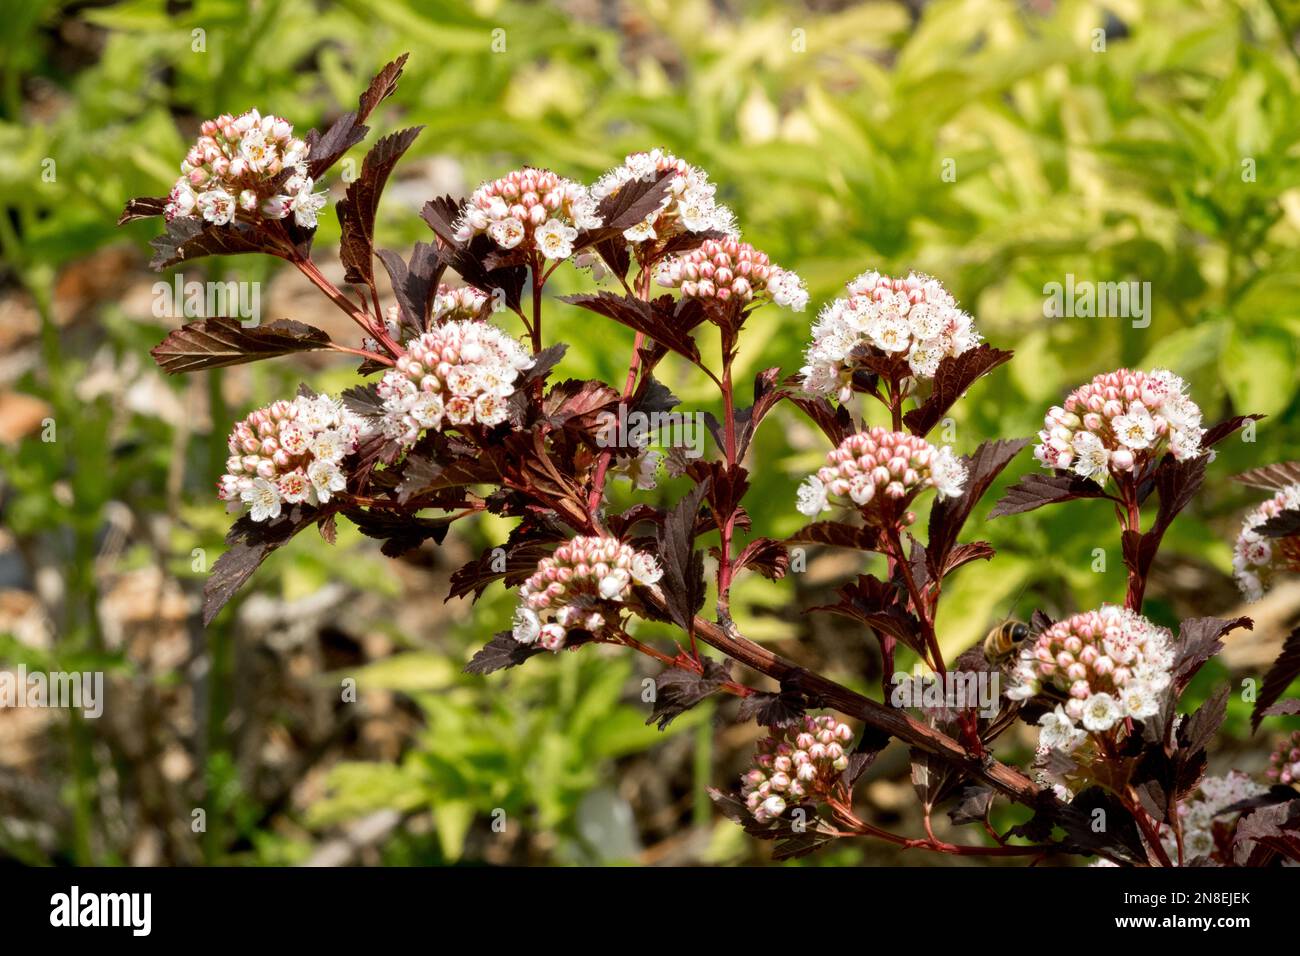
[800,271,981,402]
[375,321,533,445]
[1232,483,1300,601]
[1161,772,1266,863]
[796,427,967,517]
[1010,606,1173,736]
[218,394,364,522]
[740,715,854,823]
[433,284,493,322]
[453,168,602,260]
[512,536,664,651]
[657,237,808,311]
[1033,368,1205,483]
[165,109,326,228]
[1268,730,1300,786]
[591,149,737,242]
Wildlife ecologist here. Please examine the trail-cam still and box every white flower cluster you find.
[591,148,738,242]
[166,109,326,229]
[656,237,809,311]
[512,536,664,651]
[375,321,534,445]
[453,167,602,260]
[218,394,364,522]
[1232,483,1300,602]
[1011,606,1174,739]
[1034,368,1205,482]
[800,271,981,403]
[796,427,967,518]
[1161,772,1265,863]
[741,715,854,823]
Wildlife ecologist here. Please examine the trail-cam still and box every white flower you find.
[241,477,282,522]
[1112,407,1156,450]
[1071,432,1110,482]
[929,446,968,500]
[512,607,541,645]
[796,475,830,516]
[535,219,579,260]
[598,574,626,601]
[308,428,349,463]
[307,459,345,502]
[631,552,663,587]
[487,216,525,249]
[1038,706,1085,751]
[197,188,235,225]
[277,470,313,505]
[1080,692,1122,732]
[410,393,445,429]
[290,181,327,229]
[870,317,910,353]
[907,338,944,378]
[1119,681,1159,720]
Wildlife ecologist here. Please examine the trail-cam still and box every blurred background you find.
[1,0,1299,866]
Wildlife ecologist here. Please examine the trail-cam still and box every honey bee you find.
[982,619,1031,664]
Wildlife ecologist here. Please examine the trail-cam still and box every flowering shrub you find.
[122,56,1300,867]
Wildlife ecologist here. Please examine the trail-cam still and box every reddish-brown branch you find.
[643,594,1046,808]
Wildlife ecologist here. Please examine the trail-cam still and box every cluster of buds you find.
[1009,606,1173,736]
[796,427,967,518]
[591,149,737,242]
[1232,483,1300,601]
[375,321,533,445]
[1268,730,1300,786]
[740,715,855,823]
[165,109,326,229]
[511,536,664,651]
[1160,772,1266,863]
[656,237,808,311]
[453,168,602,260]
[1033,368,1205,483]
[800,271,981,402]
[218,394,364,522]
[362,286,496,354]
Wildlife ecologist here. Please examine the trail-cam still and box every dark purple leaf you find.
[306,54,410,179]
[203,507,320,626]
[150,317,331,374]
[1253,626,1300,732]
[902,345,1013,437]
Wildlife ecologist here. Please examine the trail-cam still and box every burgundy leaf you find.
[928,437,1029,571]
[647,659,732,730]
[150,317,331,374]
[306,53,410,179]
[733,537,789,581]
[203,507,320,626]
[902,345,1013,437]
[1202,413,1264,450]
[1233,461,1300,491]
[656,481,710,635]
[338,126,424,293]
[1258,509,1300,539]
[1253,626,1300,732]
[342,506,456,557]
[117,195,168,224]
[782,392,856,447]
[559,291,703,366]
[146,217,296,271]
[1173,616,1253,694]
[787,521,881,552]
[376,241,444,336]
[989,471,1110,518]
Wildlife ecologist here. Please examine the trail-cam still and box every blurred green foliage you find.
[3,0,1300,865]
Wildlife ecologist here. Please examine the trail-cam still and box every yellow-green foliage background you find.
[1,0,1298,865]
